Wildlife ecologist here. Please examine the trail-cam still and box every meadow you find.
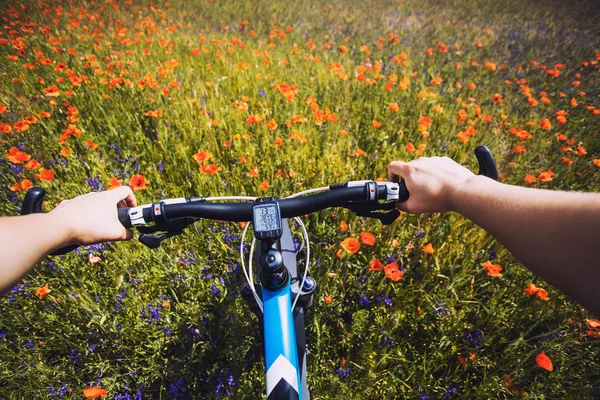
[1,0,600,398]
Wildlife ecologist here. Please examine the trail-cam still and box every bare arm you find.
[388,156,600,316]
[0,186,137,296]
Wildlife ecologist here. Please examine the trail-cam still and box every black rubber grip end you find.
[118,208,132,228]
[21,187,46,215]
[474,145,499,181]
[397,181,410,203]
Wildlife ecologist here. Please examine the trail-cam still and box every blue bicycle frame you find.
[256,220,310,400]
[263,278,302,399]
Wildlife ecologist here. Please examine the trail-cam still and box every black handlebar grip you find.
[396,145,498,204]
[474,145,499,181]
[22,187,46,214]
[118,208,132,229]
[21,187,79,256]
[397,181,410,202]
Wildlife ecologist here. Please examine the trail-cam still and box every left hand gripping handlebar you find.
[20,188,79,255]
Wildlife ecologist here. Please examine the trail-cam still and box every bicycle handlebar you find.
[119,183,401,229]
[20,145,498,253]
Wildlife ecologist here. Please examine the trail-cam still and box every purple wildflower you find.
[335,366,351,380]
[168,378,189,399]
[141,303,161,325]
[358,293,369,307]
[434,301,450,316]
[443,387,457,398]
[465,330,485,349]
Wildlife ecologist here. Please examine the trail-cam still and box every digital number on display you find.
[254,205,280,232]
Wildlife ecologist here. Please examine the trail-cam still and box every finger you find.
[112,185,137,207]
[395,200,409,213]
[117,199,127,209]
[122,228,134,241]
[388,160,408,182]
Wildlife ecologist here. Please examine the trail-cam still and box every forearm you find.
[452,175,600,315]
[0,213,73,296]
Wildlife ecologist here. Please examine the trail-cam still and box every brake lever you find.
[346,201,400,225]
[139,231,184,249]
[135,216,199,248]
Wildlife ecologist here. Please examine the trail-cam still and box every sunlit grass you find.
[0,0,599,398]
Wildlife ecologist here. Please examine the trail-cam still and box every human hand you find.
[388,156,476,213]
[47,186,137,246]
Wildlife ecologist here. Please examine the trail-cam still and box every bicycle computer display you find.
[253,202,282,240]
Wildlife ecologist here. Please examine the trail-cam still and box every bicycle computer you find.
[252,201,282,240]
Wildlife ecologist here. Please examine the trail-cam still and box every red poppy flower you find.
[267,119,278,130]
[340,238,360,254]
[107,178,123,190]
[43,85,60,97]
[200,164,221,175]
[422,243,434,254]
[536,288,550,301]
[419,116,431,127]
[360,232,376,246]
[13,121,30,131]
[83,387,107,399]
[193,150,211,164]
[21,179,32,191]
[35,284,51,300]
[524,283,539,296]
[25,159,40,169]
[36,168,54,182]
[384,262,404,281]
[540,119,552,129]
[482,260,502,277]
[369,259,383,271]
[537,170,555,182]
[535,351,553,371]
[6,147,31,163]
[259,181,270,191]
[129,174,149,190]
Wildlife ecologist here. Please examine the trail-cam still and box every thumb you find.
[111,185,137,207]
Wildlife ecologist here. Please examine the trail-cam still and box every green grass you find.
[0,0,599,398]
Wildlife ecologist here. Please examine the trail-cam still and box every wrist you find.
[448,174,488,213]
[43,211,78,249]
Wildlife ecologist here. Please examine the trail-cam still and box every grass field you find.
[1,0,600,398]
